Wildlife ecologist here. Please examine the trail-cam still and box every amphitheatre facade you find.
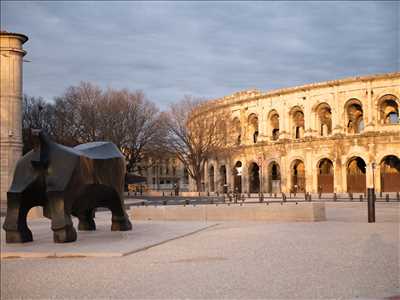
[191,72,400,195]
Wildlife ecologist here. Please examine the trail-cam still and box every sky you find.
[1,1,399,109]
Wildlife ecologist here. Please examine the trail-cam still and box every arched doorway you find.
[380,155,400,192]
[290,107,305,139]
[291,160,305,192]
[233,161,242,193]
[317,159,334,193]
[347,157,366,193]
[345,99,364,134]
[208,165,215,192]
[378,95,399,124]
[268,162,281,193]
[248,114,259,143]
[268,110,280,141]
[219,165,227,193]
[315,103,332,136]
[249,162,260,193]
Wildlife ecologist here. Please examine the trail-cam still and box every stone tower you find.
[0,31,28,208]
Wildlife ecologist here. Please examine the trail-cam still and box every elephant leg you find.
[2,193,33,243]
[47,192,77,243]
[108,194,132,231]
[78,210,96,231]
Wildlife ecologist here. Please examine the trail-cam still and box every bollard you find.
[305,192,308,201]
[274,193,277,198]
[259,193,264,203]
[397,192,400,201]
[207,191,210,197]
[349,193,353,201]
[380,191,383,198]
[162,191,165,197]
[163,200,167,206]
[333,193,337,201]
[185,199,190,205]
[367,188,375,223]
[359,194,363,202]
[386,194,390,202]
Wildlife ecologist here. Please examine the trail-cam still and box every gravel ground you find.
[1,203,399,299]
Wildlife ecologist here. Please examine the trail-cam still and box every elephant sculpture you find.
[3,129,132,243]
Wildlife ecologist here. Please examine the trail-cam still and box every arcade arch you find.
[380,155,400,192]
[346,157,366,192]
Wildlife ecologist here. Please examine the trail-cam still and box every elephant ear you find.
[45,143,79,192]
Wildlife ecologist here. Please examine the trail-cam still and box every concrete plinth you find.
[130,202,326,222]
[0,211,217,259]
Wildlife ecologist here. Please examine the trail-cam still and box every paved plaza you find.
[1,202,399,299]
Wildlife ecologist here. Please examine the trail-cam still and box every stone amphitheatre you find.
[190,72,400,195]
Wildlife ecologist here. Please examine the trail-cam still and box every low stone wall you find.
[130,203,326,222]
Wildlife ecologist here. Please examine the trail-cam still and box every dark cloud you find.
[1,1,398,109]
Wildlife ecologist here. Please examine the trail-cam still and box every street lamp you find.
[368,161,377,223]
[371,162,376,190]
[258,153,264,200]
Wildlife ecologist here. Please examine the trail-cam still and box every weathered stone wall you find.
[0,32,28,206]
[192,73,400,194]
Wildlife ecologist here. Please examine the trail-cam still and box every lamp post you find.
[368,162,376,223]
[258,153,264,201]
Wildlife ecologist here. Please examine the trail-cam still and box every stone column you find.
[332,86,343,135]
[304,93,312,138]
[0,31,28,207]
[365,81,375,132]
[305,148,313,193]
[280,96,290,139]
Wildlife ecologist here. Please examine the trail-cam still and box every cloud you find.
[1,1,398,109]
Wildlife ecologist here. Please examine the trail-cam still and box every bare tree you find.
[164,96,230,191]
[49,82,166,173]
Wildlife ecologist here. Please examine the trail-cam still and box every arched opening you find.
[345,99,364,134]
[208,165,215,192]
[219,165,227,193]
[378,95,399,125]
[317,158,334,193]
[268,162,281,193]
[315,103,332,136]
[347,157,366,193]
[291,159,305,192]
[233,161,242,193]
[232,118,241,145]
[248,162,260,193]
[380,155,400,192]
[291,108,304,139]
[248,114,259,143]
[268,110,280,141]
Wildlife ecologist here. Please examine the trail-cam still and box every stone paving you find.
[1,202,399,299]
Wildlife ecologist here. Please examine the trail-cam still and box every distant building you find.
[0,31,28,206]
[139,156,190,192]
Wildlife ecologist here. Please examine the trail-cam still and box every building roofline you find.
[196,72,400,114]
